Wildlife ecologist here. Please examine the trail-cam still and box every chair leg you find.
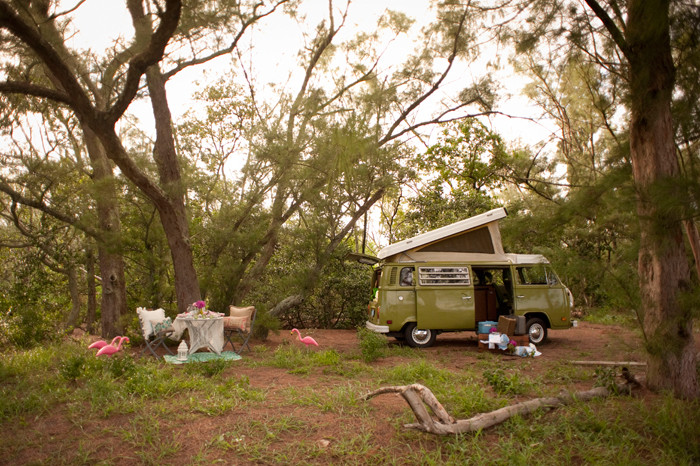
[142,341,160,358]
[235,329,252,354]
[141,333,173,358]
[223,329,237,352]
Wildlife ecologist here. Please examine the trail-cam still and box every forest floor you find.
[8,321,700,465]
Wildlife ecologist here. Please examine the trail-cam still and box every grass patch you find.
[1,332,698,465]
[583,307,638,327]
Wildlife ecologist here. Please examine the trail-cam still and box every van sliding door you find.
[415,266,474,330]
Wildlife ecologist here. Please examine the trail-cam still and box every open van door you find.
[346,252,380,265]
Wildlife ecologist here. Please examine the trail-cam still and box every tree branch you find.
[0,1,92,114]
[0,80,72,105]
[162,0,290,80]
[583,0,630,58]
[380,5,471,145]
[0,179,103,240]
[107,0,182,123]
[363,379,640,435]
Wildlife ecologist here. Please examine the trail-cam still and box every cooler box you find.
[477,321,498,334]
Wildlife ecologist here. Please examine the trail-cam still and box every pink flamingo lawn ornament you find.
[290,328,319,348]
[88,336,121,351]
[96,336,130,357]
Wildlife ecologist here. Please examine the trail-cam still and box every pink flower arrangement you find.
[194,300,206,309]
[506,339,518,354]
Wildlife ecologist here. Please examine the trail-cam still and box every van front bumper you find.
[366,321,389,333]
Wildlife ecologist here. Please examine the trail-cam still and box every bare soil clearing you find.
[9,322,699,465]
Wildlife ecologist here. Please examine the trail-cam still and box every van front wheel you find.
[526,317,548,345]
[404,323,437,348]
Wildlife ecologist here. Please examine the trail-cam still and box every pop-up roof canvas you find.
[377,208,508,263]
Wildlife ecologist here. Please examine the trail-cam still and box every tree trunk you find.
[85,244,97,334]
[145,65,201,313]
[626,0,698,398]
[64,265,82,329]
[82,126,127,338]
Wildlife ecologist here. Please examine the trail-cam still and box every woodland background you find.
[0,0,698,397]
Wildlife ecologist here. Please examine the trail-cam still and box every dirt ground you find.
[10,322,700,464]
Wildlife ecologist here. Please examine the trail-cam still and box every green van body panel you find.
[513,264,570,329]
[416,286,475,329]
[415,264,475,330]
[367,259,572,340]
[377,266,416,332]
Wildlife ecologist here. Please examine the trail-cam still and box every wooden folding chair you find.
[137,307,174,358]
[223,306,256,354]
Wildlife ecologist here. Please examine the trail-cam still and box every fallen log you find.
[570,360,646,367]
[362,379,639,435]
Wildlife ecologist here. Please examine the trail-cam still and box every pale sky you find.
[63,0,552,149]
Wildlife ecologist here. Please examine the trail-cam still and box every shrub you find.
[357,327,387,363]
[483,368,530,396]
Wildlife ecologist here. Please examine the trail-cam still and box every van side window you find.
[418,267,471,285]
[389,267,398,285]
[399,267,414,286]
[517,265,558,285]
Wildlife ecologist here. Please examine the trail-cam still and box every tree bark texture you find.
[85,245,97,334]
[363,382,636,435]
[64,265,81,329]
[626,0,698,398]
[145,65,200,312]
[82,126,127,338]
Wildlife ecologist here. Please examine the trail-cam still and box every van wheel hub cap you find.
[412,328,430,343]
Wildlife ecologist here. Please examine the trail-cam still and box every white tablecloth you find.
[172,316,224,355]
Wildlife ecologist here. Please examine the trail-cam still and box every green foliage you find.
[357,327,388,363]
[184,358,232,378]
[247,239,373,330]
[59,354,88,382]
[394,119,504,238]
[0,250,68,348]
[483,368,531,396]
[593,367,620,394]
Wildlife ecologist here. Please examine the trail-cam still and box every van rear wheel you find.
[404,323,436,348]
[526,317,548,345]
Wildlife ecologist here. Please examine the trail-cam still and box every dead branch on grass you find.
[362,378,640,435]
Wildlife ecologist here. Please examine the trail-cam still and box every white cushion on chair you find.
[137,307,165,339]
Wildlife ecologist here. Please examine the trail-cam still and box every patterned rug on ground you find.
[163,351,242,364]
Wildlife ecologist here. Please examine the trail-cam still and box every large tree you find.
[517,0,698,398]
[0,0,289,319]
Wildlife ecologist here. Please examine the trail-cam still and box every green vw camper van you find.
[364,208,574,347]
